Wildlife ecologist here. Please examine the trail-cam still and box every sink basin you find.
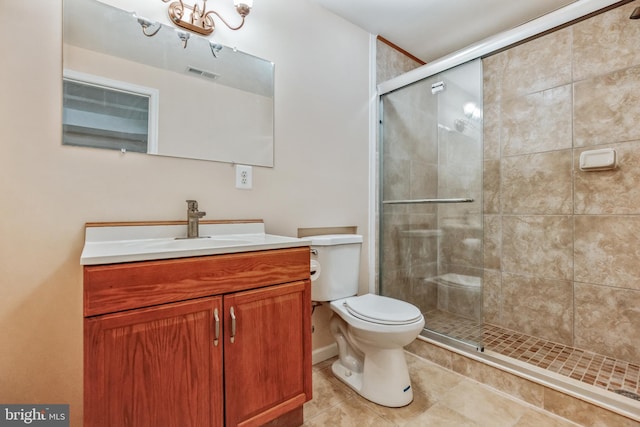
[80,221,311,265]
[119,236,254,252]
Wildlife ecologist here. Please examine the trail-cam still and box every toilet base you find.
[331,348,414,407]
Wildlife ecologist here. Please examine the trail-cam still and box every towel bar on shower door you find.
[382,198,474,205]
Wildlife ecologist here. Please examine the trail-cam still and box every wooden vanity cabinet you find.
[83,247,312,427]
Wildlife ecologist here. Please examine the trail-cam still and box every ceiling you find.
[312,0,577,63]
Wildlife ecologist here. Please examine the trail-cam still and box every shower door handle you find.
[382,198,474,204]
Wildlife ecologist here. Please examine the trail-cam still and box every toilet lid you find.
[344,294,423,325]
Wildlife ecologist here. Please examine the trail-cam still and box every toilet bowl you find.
[329,294,425,407]
[309,234,425,407]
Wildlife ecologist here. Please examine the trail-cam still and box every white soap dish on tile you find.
[579,148,617,171]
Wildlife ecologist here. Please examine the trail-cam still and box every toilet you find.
[309,234,425,407]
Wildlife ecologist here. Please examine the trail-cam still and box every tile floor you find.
[425,309,640,401]
[303,353,580,426]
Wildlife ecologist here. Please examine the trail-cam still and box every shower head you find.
[630,7,640,19]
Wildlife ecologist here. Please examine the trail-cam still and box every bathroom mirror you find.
[62,0,274,167]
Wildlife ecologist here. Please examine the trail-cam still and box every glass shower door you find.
[379,59,484,350]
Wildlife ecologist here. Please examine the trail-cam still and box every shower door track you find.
[382,198,474,205]
[421,328,484,352]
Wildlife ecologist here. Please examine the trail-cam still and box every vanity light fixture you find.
[162,0,254,36]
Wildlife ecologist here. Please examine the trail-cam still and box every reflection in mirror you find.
[63,0,274,167]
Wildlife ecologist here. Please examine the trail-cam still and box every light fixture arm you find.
[203,9,246,31]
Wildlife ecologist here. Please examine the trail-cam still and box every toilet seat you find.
[344,294,423,325]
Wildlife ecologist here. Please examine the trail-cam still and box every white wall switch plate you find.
[235,164,253,189]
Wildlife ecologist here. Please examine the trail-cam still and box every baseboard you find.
[312,343,338,365]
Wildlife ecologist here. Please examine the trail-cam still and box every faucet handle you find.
[186,199,198,210]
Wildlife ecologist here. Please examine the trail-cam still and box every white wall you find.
[0,1,370,425]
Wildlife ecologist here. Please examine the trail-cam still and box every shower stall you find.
[377,5,640,414]
[379,59,484,350]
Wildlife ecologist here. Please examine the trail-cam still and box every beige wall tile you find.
[574,282,640,362]
[483,53,506,106]
[501,273,573,345]
[574,65,640,147]
[483,269,501,324]
[483,160,500,214]
[501,28,572,100]
[544,388,639,427]
[405,341,453,370]
[483,215,501,270]
[376,39,423,84]
[501,84,572,156]
[451,353,545,407]
[573,2,640,81]
[575,141,640,214]
[502,216,573,281]
[501,150,573,214]
[575,215,640,290]
[483,102,501,160]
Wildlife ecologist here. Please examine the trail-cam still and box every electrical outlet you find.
[235,164,252,189]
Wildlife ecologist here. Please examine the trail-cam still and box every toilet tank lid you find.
[307,234,363,246]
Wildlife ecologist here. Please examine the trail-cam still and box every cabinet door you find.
[84,297,224,427]
[224,280,311,427]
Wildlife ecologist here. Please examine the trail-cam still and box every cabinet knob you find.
[230,306,236,344]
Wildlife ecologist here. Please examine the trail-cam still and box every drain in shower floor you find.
[613,389,640,401]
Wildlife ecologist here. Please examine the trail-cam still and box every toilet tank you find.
[308,234,362,302]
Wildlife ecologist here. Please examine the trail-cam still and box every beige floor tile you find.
[305,353,582,427]
[303,364,355,420]
[401,402,480,427]
[437,380,528,427]
[514,408,580,427]
[303,396,394,427]
[358,353,464,424]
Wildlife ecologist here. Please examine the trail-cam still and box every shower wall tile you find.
[483,102,501,160]
[451,353,545,407]
[409,159,438,200]
[501,150,573,215]
[382,157,412,201]
[574,282,640,364]
[483,53,506,106]
[573,2,640,82]
[483,269,501,324]
[574,140,640,214]
[376,38,423,84]
[543,388,640,427]
[501,85,572,156]
[500,28,572,100]
[483,159,500,214]
[575,215,640,291]
[381,266,411,303]
[501,273,573,345]
[439,225,483,271]
[483,214,501,270]
[574,65,640,147]
[381,208,409,269]
[502,216,573,281]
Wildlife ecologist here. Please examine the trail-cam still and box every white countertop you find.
[80,222,310,265]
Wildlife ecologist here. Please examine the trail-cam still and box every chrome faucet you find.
[186,200,206,238]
